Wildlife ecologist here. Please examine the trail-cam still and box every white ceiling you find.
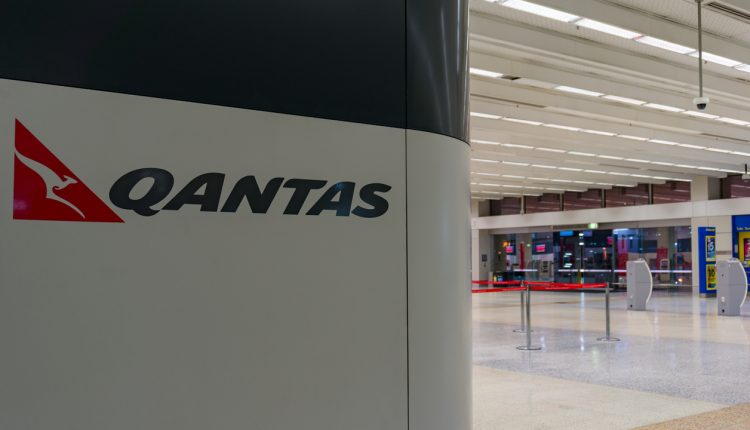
[468,0,750,200]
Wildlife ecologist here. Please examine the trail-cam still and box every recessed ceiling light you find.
[635,36,695,54]
[471,139,501,145]
[618,134,649,141]
[643,103,685,112]
[602,95,646,105]
[568,151,597,157]
[470,112,502,119]
[469,67,503,78]
[682,110,719,119]
[580,129,616,136]
[501,143,535,149]
[677,143,706,149]
[649,139,678,146]
[555,85,604,97]
[715,117,750,126]
[502,117,544,126]
[543,123,580,131]
[472,158,500,163]
[705,147,732,153]
[688,51,742,67]
[502,0,580,22]
[537,147,567,153]
[575,18,641,39]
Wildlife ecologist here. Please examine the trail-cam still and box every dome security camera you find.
[693,96,710,110]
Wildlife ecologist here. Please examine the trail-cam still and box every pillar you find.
[0,1,470,429]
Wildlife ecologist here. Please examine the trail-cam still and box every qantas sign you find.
[12,120,391,222]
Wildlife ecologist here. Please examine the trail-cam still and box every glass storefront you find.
[490,226,692,287]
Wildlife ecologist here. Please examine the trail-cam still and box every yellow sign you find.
[706,265,717,291]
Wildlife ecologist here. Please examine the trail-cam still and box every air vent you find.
[706,1,750,23]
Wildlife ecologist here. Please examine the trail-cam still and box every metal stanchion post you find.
[513,289,532,333]
[597,282,620,342]
[517,281,541,351]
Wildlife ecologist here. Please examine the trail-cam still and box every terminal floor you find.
[472,289,750,429]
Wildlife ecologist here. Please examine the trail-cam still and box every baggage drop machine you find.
[717,259,748,316]
[627,259,652,311]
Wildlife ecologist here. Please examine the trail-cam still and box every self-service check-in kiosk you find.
[627,259,653,311]
[717,259,748,316]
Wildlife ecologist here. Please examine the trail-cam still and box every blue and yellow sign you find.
[698,226,716,294]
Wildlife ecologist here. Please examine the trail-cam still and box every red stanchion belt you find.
[471,282,607,293]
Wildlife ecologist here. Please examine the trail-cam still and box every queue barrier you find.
[471,280,620,349]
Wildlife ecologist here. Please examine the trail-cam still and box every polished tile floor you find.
[473,289,750,429]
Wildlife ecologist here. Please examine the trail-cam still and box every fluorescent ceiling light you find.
[503,174,526,179]
[716,117,750,126]
[575,18,641,39]
[698,166,719,171]
[543,123,580,131]
[678,143,706,149]
[514,78,557,89]
[682,110,719,119]
[580,129,616,136]
[635,36,695,54]
[608,172,630,176]
[482,191,502,195]
[568,151,596,157]
[625,158,650,163]
[598,155,624,160]
[472,158,500,163]
[555,85,603,97]
[596,182,614,186]
[529,177,550,181]
[545,187,566,191]
[689,51,742,67]
[705,147,732,153]
[651,161,675,166]
[573,180,595,184]
[478,183,501,187]
[537,147,566,153]
[732,151,750,157]
[503,184,523,188]
[676,164,697,169]
[469,67,503,78]
[470,112,502,119]
[643,103,684,112]
[471,139,501,145]
[502,117,543,126]
[501,143,535,149]
[618,134,649,141]
[525,186,544,190]
[477,172,501,176]
[649,139,678,146]
[616,184,636,187]
[502,0,580,22]
[602,95,646,105]
[630,174,652,178]
[585,170,606,174]
[559,167,583,171]
[551,179,573,183]
[532,164,556,169]
[735,64,750,73]
[503,161,530,166]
